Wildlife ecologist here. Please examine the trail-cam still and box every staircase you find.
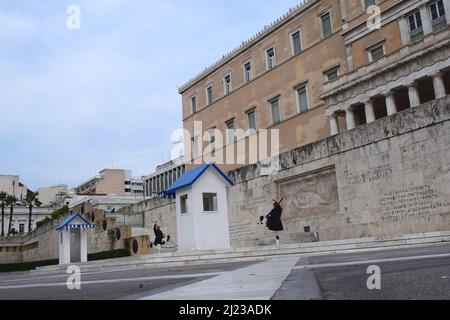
[33,231,450,274]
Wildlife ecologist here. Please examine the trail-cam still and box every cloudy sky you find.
[0,0,301,190]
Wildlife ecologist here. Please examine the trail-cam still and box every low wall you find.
[120,197,177,244]
[0,211,131,264]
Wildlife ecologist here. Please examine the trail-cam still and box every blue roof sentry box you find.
[163,162,234,197]
[56,213,95,231]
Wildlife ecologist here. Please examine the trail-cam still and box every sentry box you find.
[56,214,95,265]
[163,163,234,252]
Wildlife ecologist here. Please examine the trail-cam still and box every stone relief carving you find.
[277,166,339,218]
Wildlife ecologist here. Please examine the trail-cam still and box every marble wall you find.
[228,96,450,247]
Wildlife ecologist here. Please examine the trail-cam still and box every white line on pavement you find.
[296,253,450,269]
[0,269,134,284]
[0,272,225,290]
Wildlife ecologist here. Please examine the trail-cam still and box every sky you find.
[0,0,301,190]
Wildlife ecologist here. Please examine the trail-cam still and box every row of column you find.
[328,71,447,135]
[145,165,185,197]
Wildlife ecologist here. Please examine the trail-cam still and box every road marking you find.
[141,256,300,300]
[0,269,130,284]
[0,272,225,290]
[295,253,450,269]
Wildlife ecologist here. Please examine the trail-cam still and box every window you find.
[180,194,188,214]
[247,109,257,131]
[190,95,197,114]
[266,47,276,70]
[206,86,213,105]
[203,193,218,212]
[369,45,385,62]
[408,11,424,42]
[224,74,232,95]
[325,67,339,82]
[225,119,235,144]
[192,136,200,159]
[429,0,447,32]
[270,97,281,124]
[364,0,376,9]
[291,29,302,55]
[296,85,309,114]
[19,224,24,234]
[125,188,131,193]
[321,11,333,38]
[243,61,252,83]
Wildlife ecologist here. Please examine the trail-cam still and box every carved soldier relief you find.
[277,166,339,219]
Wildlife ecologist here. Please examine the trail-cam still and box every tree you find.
[0,192,7,237]
[5,195,17,236]
[25,192,42,235]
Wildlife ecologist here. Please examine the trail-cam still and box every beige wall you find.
[96,169,127,195]
[0,176,29,201]
[37,185,68,206]
[351,20,402,69]
[180,0,347,165]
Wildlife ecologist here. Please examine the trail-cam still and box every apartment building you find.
[0,175,32,202]
[179,0,450,171]
[75,169,144,196]
[36,184,68,206]
[142,157,186,198]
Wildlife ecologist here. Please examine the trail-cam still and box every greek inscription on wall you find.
[345,164,392,185]
[239,198,267,211]
[381,185,450,222]
[229,222,253,241]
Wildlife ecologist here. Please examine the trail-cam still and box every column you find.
[385,91,397,116]
[363,98,376,123]
[327,113,339,136]
[407,81,421,108]
[431,71,446,99]
[398,16,410,46]
[150,179,153,196]
[420,6,433,35]
[345,107,356,131]
[446,0,450,26]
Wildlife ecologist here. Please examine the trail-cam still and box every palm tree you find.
[25,192,42,234]
[0,192,8,237]
[5,195,17,236]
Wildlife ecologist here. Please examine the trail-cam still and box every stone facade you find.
[120,197,177,244]
[227,96,450,246]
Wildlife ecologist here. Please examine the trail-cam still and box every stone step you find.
[32,231,450,275]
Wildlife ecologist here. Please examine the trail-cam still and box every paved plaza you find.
[1,243,450,300]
